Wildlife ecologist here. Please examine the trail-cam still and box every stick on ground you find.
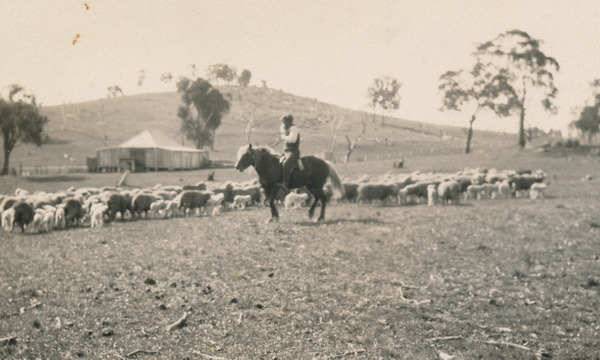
[192,350,228,360]
[166,312,190,332]
[126,349,160,357]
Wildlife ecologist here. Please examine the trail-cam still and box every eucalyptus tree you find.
[475,30,559,148]
[0,85,48,175]
[439,61,518,153]
[176,77,230,149]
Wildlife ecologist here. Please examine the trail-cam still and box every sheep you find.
[498,179,511,199]
[54,206,66,230]
[90,203,108,228]
[31,210,45,233]
[63,198,84,228]
[106,193,132,221]
[398,182,430,205]
[179,190,212,216]
[357,183,399,205]
[481,183,499,200]
[164,199,181,218]
[437,180,461,205]
[206,193,225,215]
[149,199,166,218]
[530,182,548,200]
[509,173,545,198]
[465,184,485,200]
[12,201,35,233]
[284,192,309,210]
[232,194,253,209]
[427,184,438,206]
[2,207,15,232]
[131,193,158,219]
[42,208,55,232]
[341,182,360,203]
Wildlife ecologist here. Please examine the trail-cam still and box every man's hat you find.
[282,115,294,124]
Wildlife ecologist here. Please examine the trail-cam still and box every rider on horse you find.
[279,114,300,191]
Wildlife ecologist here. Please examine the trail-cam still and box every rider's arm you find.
[281,126,298,142]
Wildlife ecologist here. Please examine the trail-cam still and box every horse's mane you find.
[254,145,281,158]
[236,144,281,164]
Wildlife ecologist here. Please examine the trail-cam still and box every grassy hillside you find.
[6,86,522,169]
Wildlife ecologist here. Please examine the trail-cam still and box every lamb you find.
[54,205,66,230]
[90,203,108,228]
[437,180,461,205]
[529,182,549,200]
[2,207,15,232]
[498,179,511,199]
[206,193,226,215]
[284,192,309,210]
[42,208,55,232]
[31,210,45,233]
[427,184,438,206]
[232,194,253,209]
[149,199,167,218]
[465,184,485,200]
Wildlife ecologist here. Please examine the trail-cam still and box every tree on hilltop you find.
[367,76,401,126]
[236,69,252,100]
[0,85,48,175]
[208,64,237,85]
[176,77,230,149]
[475,29,559,148]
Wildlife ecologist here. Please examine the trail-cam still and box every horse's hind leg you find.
[307,186,327,221]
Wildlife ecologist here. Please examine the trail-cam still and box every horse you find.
[235,144,344,222]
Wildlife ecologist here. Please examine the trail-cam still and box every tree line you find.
[3,29,600,175]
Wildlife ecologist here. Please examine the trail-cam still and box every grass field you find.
[1,146,600,359]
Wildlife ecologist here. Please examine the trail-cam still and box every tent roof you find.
[116,130,205,152]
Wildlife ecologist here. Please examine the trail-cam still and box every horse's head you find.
[235,144,255,172]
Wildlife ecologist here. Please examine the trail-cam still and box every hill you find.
[9,86,522,170]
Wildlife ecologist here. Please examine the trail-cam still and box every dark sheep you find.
[357,183,399,205]
[107,193,132,221]
[131,193,158,219]
[342,182,359,203]
[64,199,85,228]
[1,197,18,212]
[13,201,35,233]
[179,190,212,215]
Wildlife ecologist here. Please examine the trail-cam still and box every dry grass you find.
[1,150,600,359]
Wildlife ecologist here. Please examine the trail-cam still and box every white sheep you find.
[284,192,309,210]
[427,184,437,206]
[149,199,166,218]
[206,193,225,215]
[498,179,511,199]
[2,207,15,232]
[529,182,548,200]
[54,206,66,230]
[232,194,252,209]
[90,203,108,228]
[42,209,55,232]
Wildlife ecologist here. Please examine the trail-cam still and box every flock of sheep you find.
[0,166,548,234]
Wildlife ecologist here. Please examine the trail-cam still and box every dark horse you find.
[235,144,344,222]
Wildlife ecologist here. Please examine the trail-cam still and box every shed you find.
[96,131,209,172]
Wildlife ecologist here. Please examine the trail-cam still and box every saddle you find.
[279,155,305,171]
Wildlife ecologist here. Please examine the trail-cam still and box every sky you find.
[2,0,600,135]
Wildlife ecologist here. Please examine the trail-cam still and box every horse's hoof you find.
[265,217,279,224]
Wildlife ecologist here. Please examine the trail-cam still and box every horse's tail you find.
[325,160,345,200]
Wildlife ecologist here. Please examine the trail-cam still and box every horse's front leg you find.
[266,187,279,223]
